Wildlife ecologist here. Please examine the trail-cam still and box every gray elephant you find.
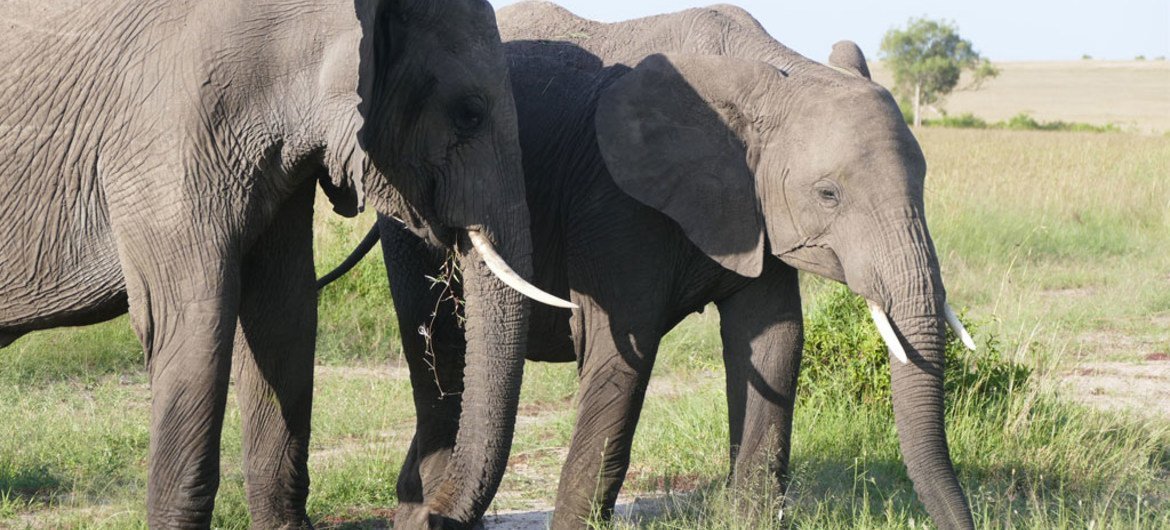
[0,0,572,528]
[321,2,978,529]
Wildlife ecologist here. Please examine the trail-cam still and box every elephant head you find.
[309,0,572,525]
[593,46,975,529]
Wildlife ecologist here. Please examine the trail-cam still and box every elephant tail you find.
[317,225,380,290]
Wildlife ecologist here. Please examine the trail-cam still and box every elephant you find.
[320,2,979,529]
[0,0,573,528]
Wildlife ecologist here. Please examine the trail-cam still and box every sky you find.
[488,0,1170,62]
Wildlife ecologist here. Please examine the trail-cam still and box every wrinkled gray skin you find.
[330,2,973,529]
[0,1,533,528]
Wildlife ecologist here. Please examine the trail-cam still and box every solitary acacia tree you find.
[880,17,999,127]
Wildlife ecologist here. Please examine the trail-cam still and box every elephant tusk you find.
[867,299,910,365]
[468,230,579,310]
[944,303,977,351]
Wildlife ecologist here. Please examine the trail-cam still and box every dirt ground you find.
[482,495,680,530]
[1060,354,1170,422]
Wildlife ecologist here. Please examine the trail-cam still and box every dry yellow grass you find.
[871,61,1170,133]
[916,127,1170,364]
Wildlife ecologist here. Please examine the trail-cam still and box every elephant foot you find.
[394,503,485,530]
[250,514,314,530]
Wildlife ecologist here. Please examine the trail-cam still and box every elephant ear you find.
[595,54,781,278]
[319,0,395,217]
[828,40,872,80]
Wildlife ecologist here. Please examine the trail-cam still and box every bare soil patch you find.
[1061,359,1170,421]
[484,495,677,529]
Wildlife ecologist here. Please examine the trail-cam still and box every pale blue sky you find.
[488,0,1170,61]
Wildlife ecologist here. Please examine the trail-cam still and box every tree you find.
[880,17,999,127]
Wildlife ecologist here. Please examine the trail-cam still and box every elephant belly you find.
[0,224,128,341]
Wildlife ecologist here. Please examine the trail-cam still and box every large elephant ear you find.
[319,0,392,217]
[595,54,781,278]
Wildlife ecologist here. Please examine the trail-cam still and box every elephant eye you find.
[814,181,841,207]
[451,96,487,135]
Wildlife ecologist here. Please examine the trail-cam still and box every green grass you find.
[921,129,1170,361]
[2,129,1169,528]
[314,210,401,365]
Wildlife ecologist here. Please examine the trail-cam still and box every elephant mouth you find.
[775,244,846,284]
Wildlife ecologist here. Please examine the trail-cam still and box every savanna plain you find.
[2,61,1168,529]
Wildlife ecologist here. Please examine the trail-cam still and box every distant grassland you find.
[871,61,1170,134]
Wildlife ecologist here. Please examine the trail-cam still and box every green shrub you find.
[1001,112,1043,130]
[799,284,1030,406]
[998,113,1120,133]
[924,112,988,129]
[915,111,1120,133]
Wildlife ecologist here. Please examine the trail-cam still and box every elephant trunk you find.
[876,220,975,530]
[421,228,532,528]
[888,309,973,530]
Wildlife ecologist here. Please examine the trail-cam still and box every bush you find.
[999,112,1120,133]
[799,284,1030,406]
[923,112,988,129]
[915,111,1120,133]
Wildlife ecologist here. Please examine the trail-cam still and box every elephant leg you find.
[233,182,316,529]
[376,217,467,516]
[552,304,660,530]
[716,259,803,499]
[117,229,242,528]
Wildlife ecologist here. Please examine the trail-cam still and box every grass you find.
[871,60,1170,134]
[2,124,1169,528]
[920,128,1170,362]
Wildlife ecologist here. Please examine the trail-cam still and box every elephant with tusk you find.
[323,2,979,529]
[0,0,572,528]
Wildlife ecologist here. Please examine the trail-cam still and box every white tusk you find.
[943,303,977,351]
[468,230,579,310]
[867,299,910,365]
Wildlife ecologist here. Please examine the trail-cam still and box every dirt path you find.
[483,495,674,529]
[1060,355,1170,421]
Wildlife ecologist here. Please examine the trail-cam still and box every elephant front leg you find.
[552,307,659,530]
[376,217,468,521]
[716,259,803,508]
[397,334,466,518]
[232,183,316,529]
[119,241,242,528]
